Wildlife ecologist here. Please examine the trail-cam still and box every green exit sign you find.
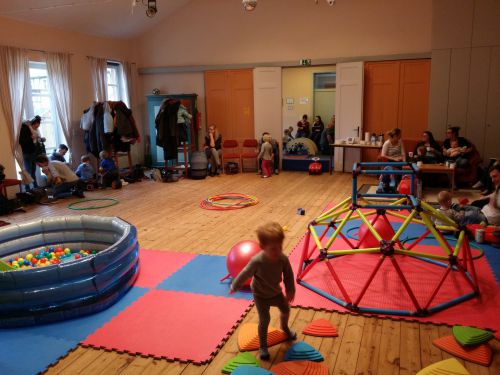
[300,59,312,66]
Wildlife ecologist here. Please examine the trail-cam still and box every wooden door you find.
[484,46,500,161]
[334,62,364,172]
[205,71,230,138]
[205,69,254,144]
[398,60,431,140]
[363,61,400,161]
[229,69,254,142]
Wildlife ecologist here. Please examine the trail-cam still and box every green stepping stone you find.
[452,325,494,346]
[222,352,260,373]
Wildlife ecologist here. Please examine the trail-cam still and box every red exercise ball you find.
[358,219,395,248]
[227,240,261,286]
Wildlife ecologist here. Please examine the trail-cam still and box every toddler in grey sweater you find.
[230,222,296,360]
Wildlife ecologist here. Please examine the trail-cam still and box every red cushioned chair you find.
[221,140,241,174]
[240,139,259,172]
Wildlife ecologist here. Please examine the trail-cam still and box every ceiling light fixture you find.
[131,0,157,17]
[242,0,257,12]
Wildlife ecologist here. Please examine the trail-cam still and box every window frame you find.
[25,60,65,155]
[106,61,126,103]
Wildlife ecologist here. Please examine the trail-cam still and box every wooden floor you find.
[3,172,499,375]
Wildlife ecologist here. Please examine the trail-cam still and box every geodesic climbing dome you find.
[296,162,480,316]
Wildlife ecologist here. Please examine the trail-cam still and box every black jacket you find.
[19,123,36,154]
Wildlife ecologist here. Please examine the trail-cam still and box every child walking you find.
[230,222,296,360]
[258,134,274,178]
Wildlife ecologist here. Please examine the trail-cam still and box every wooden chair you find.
[240,139,259,172]
[0,179,22,198]
[221,140,241,173]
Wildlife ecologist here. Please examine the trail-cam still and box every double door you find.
[205,69,254,142]
[363,59,431,161]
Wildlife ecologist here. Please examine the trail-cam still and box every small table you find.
[418,164,455,194]
[329,143,383,174]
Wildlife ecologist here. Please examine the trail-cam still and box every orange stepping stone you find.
[303,318,338,337]
[238,323,288,351]
[432,335,492,367]
[416,358,470,375]
[271,360,329,375]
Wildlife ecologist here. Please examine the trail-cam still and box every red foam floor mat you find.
[290,237,500,331]
[82,289,252,364]
[134,249,196,288]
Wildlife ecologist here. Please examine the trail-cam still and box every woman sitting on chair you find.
[204,125,222,176]
[381,128,405,162]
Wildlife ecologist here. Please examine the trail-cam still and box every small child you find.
[444,140,463,159]
[435,191,487,227]
[282,129,293,151]
[99,151,121,188]
[288,126,294,139]
[75,155,96,188]
[258,134,274,178]
[230,222,296,360]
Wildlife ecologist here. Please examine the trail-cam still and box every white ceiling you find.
[0,0,192,39]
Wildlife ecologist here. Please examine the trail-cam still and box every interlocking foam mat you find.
[0,250,253,373]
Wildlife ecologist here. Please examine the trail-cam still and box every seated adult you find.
[380,128,405,162]
[414,131,442,164]
[442,126,472,168]
[50,144,69,163]
[296,114,310,138]
[471,162,500,226]
[204,125,222,176]
[35,155,84,199]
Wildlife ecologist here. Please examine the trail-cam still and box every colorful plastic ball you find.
[226,240,261,286]
[75,254,81,260]
[30,258,37,264]
[358,219,395,248]
[26,254,33,261]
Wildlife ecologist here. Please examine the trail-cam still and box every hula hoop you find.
[68,198,120,211]
[200,193,259,211]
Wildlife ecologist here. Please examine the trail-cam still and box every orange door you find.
[229,69,254,142]
[205,69,254,144]
[398,60,431,140]
[205,71,230,139]
[363,61,400,161]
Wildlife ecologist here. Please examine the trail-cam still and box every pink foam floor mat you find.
[134,249,196,288]
[82,289,253,364]
[290,235,500,331]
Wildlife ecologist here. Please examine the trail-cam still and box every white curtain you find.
[88,56,108,102]
[46,52,73,163]
[0,45,32,184]
[121,60,135,109]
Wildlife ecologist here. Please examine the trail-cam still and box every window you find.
[25,61,64,154]
[107,62,127,103]
[314,72,336,90]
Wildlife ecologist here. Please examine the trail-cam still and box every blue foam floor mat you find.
[157,254,254,300]
[0,332,77,375]
[0,286,148,375]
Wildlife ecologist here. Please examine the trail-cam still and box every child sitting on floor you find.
[434,191,487,227]
[75,155,97,189]
[230,222,296,360]
[99,151,121,189]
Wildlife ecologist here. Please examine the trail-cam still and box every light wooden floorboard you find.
[3,171,496,375]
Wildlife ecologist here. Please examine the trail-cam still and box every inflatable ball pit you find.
[0,215,140,327]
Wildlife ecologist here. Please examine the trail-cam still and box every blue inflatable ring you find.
[0,215,140,327]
